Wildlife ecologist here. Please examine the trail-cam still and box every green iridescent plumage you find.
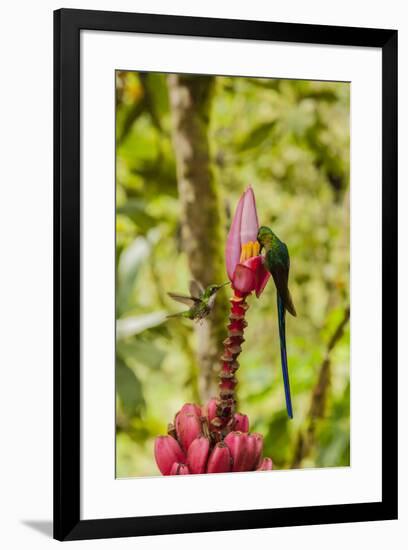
[167,280,228,322]
[257,226,296,418]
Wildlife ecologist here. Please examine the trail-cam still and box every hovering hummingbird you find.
[167,280,229,322]
[257,226,297,419]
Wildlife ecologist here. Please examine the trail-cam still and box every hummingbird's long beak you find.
[218,281,230,289]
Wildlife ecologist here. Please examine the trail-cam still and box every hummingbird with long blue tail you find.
[167,280,229,323]
[257,226,297,419]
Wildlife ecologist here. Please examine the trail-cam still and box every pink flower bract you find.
[225,186,270,296]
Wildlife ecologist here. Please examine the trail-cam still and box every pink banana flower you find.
[225,186,270,297]
[154,435,186,476]
[154,399,273,476]
[170,462,190,475]
[234,413,249,432]
[154,186,275,475]
[214,186,271,427]
[257,457,273,471]
[187,435,210,474]
[206,443,232,474]
[175,409,202,453]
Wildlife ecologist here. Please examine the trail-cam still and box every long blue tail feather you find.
[277,293,293,419]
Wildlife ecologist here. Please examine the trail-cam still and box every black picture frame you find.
[54,8,398,541]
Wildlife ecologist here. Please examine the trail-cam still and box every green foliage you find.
[116,357,145,418]
[115,71,350,477]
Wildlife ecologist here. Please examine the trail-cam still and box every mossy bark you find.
[168,74,228,402]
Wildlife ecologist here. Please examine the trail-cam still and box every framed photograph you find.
[54,8,398,541]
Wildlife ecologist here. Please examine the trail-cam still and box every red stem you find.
[210,289,249,435]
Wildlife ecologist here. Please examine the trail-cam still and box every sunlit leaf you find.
[116,237,150,315]
[116,312,167,340]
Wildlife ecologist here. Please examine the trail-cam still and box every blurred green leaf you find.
[116,237,150,315]
[116,198,156,230]
[238,120,276,151]
[116,99,146,145]
[116,312,167,340]
[116,357,145,417]
[117,338,166,370]
[263,410,291,467]
[140,72,170,131]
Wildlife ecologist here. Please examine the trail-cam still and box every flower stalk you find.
[211,186,271,432]
[211,290,249,432]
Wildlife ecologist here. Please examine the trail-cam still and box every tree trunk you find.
[168,74,228,402]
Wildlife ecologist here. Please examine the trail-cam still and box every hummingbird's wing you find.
[167,292,198,307]
[271,265,297,317]
[189,280,204,298]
